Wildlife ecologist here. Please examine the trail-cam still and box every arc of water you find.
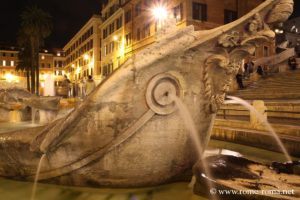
[225,96,292,162]
[30,154,46,200]
[171,95,217,200]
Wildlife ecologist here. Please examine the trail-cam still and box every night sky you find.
[0,0,105,48]
[0,0,299,49]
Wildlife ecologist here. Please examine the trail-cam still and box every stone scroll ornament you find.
[203,0,294,114]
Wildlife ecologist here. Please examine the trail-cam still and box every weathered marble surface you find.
[193,155,300,200]
[0,87,61,122]
[0,0,294,188]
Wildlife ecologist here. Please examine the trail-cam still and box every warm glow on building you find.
[63,15,102,83]
[5,73,14,82]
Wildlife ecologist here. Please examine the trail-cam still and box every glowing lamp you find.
[152,6,168,20]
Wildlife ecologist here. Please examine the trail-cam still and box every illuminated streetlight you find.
[83,54,89,60]
[5,73,14,82]
[152,6,168,20]
[76,67,81,74]
[113,35,119,41]
[275,29,284,34]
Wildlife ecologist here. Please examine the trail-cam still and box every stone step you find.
[229,93,300,100]
[214,119,300,137]
[237,88,300,93]
[212,125,300,157]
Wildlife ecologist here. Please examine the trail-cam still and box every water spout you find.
[171,95,217,200]
[225,96,292,162]
[30,154,46,200]
[31,108,38,124]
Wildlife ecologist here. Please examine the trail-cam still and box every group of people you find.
[62,75,96,98]
[236,61,272,89]
[236,54,299,90]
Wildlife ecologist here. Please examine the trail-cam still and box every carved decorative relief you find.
[202,6,289,114]
[266,0,294,24]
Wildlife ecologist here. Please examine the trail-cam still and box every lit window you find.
[125,33,132,46]
[3,60,6,66]
[11,61,14,66]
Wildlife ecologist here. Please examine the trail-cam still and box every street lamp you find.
[151,5,168,31]
[83,54,89,60]
[275,29,284,34]
[5,73,14,82]
[152,6,168,21]
[113,35,119,41]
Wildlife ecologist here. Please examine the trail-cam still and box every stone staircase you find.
[212,100,300,157]
[228,69,300,100]
[212,65,300,157]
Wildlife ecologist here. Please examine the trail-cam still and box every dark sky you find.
[0,0,299,49]
[0,0,105,48]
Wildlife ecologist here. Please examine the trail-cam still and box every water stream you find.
[172,95,217,200]
[30,154,46,200]
[32,108,37,124]
[225,95,292,162]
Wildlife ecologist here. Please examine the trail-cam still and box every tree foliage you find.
[17,5,52,95]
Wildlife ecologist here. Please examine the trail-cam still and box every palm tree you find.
[16,47,31,92]
[17,30,32,92]
[18,5,52,95]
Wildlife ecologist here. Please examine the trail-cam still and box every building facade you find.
[0,46,65,94]
[63,15,102,84]
[100,0,126,80]
[0,47,22,84]
[98,0,268,79]
[1,0,273,93]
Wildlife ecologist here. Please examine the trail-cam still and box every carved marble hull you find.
[0,0,293,188]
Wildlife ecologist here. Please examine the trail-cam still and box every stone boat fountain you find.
[0,0,295,193]
[0,87,61,124]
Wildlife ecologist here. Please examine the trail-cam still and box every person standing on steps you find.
[236,65,245,89]
[62,75,71,98]
[85,75,96,96]
[288,56,297,70]
[257,65,264,77]
[295,40,300,57]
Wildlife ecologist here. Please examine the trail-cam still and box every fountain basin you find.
[193,155,300,200]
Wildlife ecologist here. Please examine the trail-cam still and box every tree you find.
[16,46,31,92]
[18,6,52,95]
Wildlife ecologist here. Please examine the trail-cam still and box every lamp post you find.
[151,5,168,30]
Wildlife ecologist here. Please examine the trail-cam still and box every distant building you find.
[98,0,268,79]
[0,47,21,84]
[63,15,102,84]
[100,0,125,80]
[1,0,274,91]
[0,46,65,94]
